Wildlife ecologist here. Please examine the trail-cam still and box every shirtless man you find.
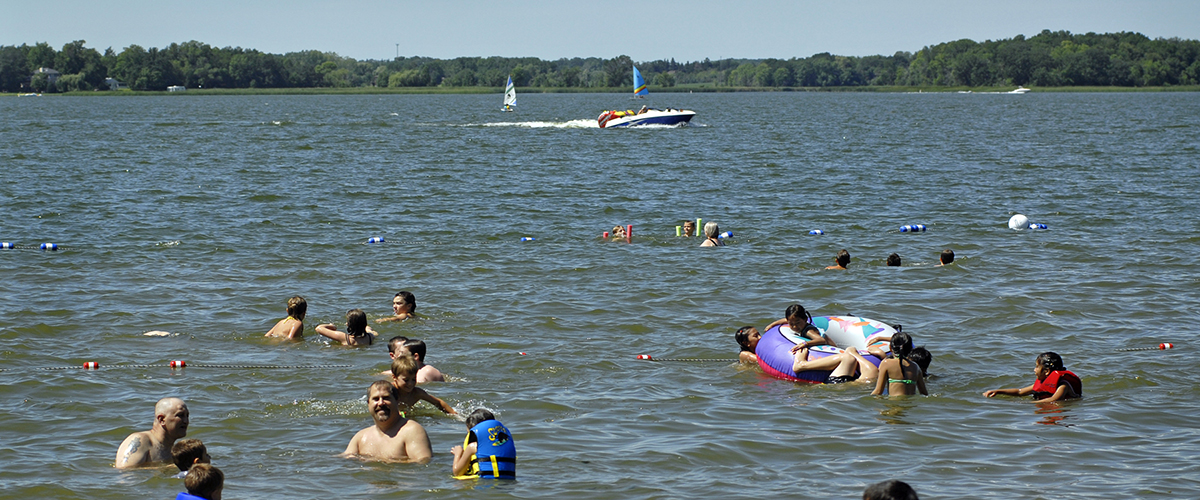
[398,339,445,383]
[342,380,433,463]
[115,397,189,468]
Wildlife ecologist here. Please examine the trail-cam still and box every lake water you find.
[1,91,1199,499]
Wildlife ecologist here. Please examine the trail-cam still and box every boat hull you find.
[599,109,695,128]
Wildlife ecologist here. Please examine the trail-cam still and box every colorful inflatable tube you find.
[756,316,897,383]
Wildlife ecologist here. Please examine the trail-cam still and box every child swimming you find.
[316,309,377,347]
[735,326,760,363]
[264,296,306,340]
[872,332,928,396]
[983,351,1080,403]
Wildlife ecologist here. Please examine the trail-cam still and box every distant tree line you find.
[2,30,1197,93]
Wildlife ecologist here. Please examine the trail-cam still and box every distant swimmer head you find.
[735,326,761,352]
[887,253,901,267]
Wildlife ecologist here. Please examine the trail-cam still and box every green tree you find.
[26,42,56,71]
[0,45,30,92]
[604,55,632,87]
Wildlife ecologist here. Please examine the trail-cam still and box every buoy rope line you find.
[635,355,738,362]
[0,362,353,372]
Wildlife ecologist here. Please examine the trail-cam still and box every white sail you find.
[503,76,517,108]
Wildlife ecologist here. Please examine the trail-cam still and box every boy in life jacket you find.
[451,409,516,480]
[983,351,1081,403]
[175,463,223,500]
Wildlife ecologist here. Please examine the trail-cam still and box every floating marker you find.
[1,242,12,249]
[627,225,632,240]
[40,243,58,251]
[718,231,733,239]
[1029,223,1048,230]
[809,229,824,235]
[1161,343,1174,350]
[696,219,702,237]
[520,237,535,241]
[83,362,99,370]
[900,224,926,233]
[636,354,653,360]
[603,231,609,238]
[169,360,187,368]
[518,352,527,356]
[1008,214,1029,230]
[366,237,385,244]
[676,225,681,237]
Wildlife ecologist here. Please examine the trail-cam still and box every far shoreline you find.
[5,85,1199,97]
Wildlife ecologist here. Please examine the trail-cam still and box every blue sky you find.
[4,0,1198,62]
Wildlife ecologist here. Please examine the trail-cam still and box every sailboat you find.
[633,66,648,98]
[501,76,516,112]
[596,65,695,128]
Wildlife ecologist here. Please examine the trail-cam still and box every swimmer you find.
[700,222,724,247]
[177,463,223,500]
[115,397,189,469]
[451,408,517,479]
[983,352,1080,403]
[872,332,928,396]
[375,291,416,323]
[735,326,760,363]
[937,249,954,266]
[682,220,696,237]
[826,249,850,270]
[610,225,627,241]
[765,303,835,348]
[863,479,920,500]
[886,253,901,267]
[171,439,211,479]
[342,380,432,463]
[315,308,377,346]
[396,339,445,383]
[391,356,457,415]
[265,295,306,340]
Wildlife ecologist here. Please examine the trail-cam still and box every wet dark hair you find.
[886,253,901,267]
[785,304,813,325]
[402,338,427,361]
[863,479,919,500]
[184,463,224,499]
[940,249,955,264]
[346,308,368,335]
[466,408,496,429]
[393,291,416,312]
[1036,352,1065,372]
[171,439,206,472]
[890,332,914,362]
[387,336,410,355]
[735,326,756,352]
[835,249,851,267]
[909,346,932,376]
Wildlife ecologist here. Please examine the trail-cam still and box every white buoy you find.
[1008,214,1029,230]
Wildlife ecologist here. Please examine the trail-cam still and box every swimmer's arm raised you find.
[315,324,347,344]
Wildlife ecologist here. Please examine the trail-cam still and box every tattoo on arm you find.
[123,438,140,463]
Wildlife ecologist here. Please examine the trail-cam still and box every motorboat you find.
[1008,86,1031,94]
[597,64,695,128]
[597,107,696,128]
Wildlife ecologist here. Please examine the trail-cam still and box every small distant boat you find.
[633,66,648,98]
[501,76,516,112]
[597,65,695,128]
[1008,86,1031,94]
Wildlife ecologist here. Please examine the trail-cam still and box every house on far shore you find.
[105,78,127,90]
[167,85,186,92]
[34,67,61,84]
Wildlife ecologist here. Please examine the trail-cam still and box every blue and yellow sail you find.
[632,66,648,96]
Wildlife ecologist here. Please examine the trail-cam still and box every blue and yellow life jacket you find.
[457,419,516,479]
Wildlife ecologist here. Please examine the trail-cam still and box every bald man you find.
[115,397,190,469]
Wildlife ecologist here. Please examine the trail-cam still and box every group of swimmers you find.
[115,291,516,499]
[613,220,959,264]
[735,303,1082,402]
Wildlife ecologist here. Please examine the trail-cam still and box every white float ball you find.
[1008,214,1029,230]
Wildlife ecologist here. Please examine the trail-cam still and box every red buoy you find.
[83,361,99,369]
[170,360,187,368]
